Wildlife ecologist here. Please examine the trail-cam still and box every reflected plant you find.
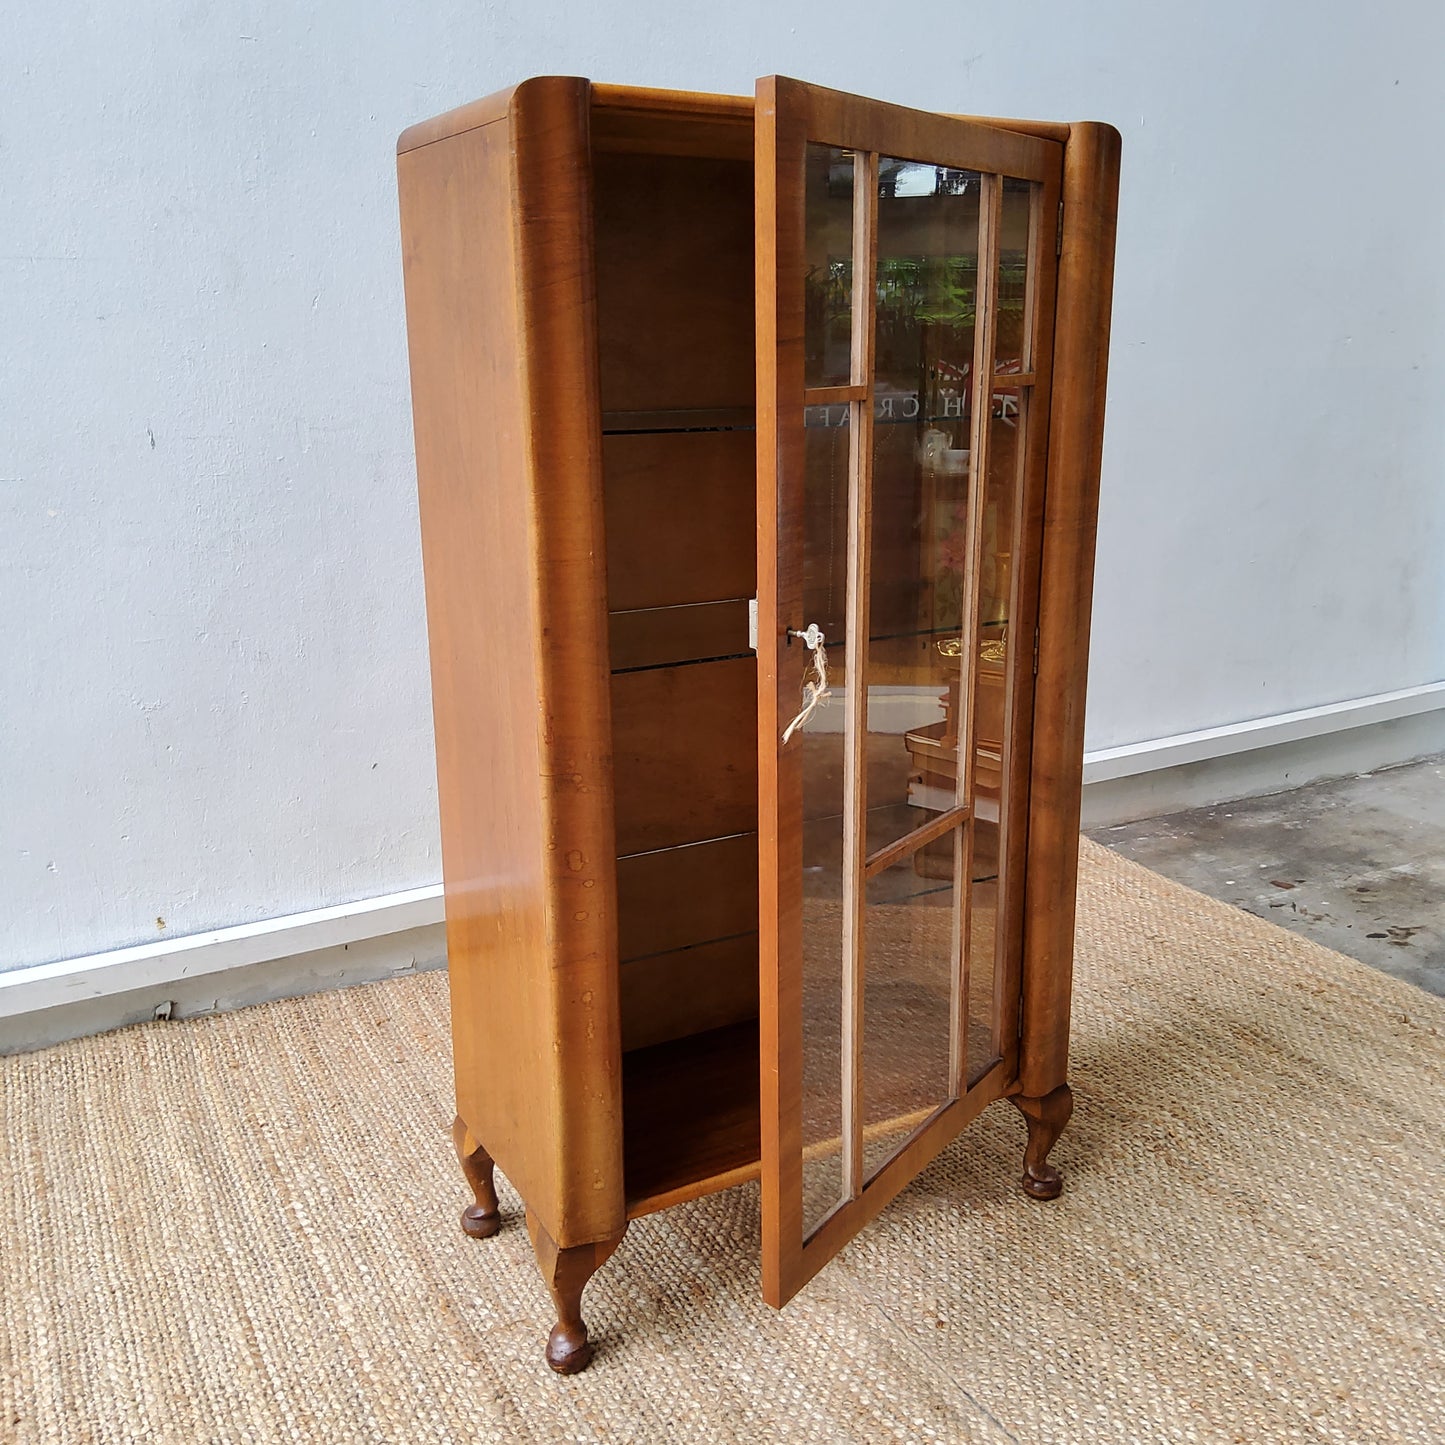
[803,255,1027,393]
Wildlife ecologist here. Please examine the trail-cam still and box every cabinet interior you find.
[593,102,765,1216]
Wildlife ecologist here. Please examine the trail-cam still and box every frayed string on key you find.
[782,623,831,744]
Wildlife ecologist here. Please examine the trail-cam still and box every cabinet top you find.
[397,77,754,156]
[396,76,1075,157]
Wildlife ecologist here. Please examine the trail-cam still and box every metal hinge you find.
[1033,626,1040,675]
[748,597,759,652]
[1056,201,1064,256]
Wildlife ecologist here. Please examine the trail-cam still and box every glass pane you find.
[966,387,1027,1084]
[861,158,982,1174]
[994,178,1034,373]
[862,828,959,1178]
[798,408,849,1235]
[804,145,854,389]
[866,159,980,853]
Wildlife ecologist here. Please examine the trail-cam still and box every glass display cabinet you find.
[397,75,1119,1373]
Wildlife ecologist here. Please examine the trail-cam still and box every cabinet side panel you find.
[509,78,627,1243]
[1020,123,1122,1098]
[398,111,622,1243]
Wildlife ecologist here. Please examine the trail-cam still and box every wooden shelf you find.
[623,1021,761,1218]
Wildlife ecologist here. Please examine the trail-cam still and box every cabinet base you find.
[527,1210,625,1375]
[1011,1084,1073,1201]
[453,1115,502,1239]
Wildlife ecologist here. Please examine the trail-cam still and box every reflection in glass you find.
[866,158,980,848]
[994,178,1034,373]
[798,411,849,1235]
[966,387,1027,1084]
[861,826,959,1177]
[968,181,1035,1087]
[804,145,855,389]
[860,158,982,1177]
[794,153,1042,1215]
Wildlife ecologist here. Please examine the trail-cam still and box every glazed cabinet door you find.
[755,76,1063,1306]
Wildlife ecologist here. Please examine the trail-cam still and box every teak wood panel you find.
[592,150,755,414]
[602,431,757,611]
[396,85,519,155]
[762,81,1059,185]
[1020,123,1122,1099]
[590,104,753,161]
[398,81,1070,163]
[398,77,625,1249]
[755,77,797,1309]
[591,84,752,123]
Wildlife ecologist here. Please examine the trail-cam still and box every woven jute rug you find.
[4,839,1443,1443]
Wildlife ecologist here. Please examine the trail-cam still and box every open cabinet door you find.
[756,76,1064,1307]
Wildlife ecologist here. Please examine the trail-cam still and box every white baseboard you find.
[4,683,1441,1053]
[1082,680,1445,784]
[1079,684,1445,828]
[0,887,446,1053]
[809,680,1445,758]
[0,922,448,1055]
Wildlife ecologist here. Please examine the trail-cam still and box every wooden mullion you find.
[797,1059,1014,1291]
[961,173,1003,830]
[863,804,969,880]
[839,150,877,1202]
[804,383,869,404]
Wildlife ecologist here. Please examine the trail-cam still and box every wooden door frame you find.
[755,74,1087,1308]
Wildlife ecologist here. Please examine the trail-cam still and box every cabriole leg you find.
[526,1209,624,1375]
[452,1115,501,1239]
[1011,1083,1074,1201]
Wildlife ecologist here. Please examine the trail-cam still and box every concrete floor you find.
[1089,752,1445,997]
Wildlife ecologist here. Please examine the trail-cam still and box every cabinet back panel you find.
[595,140,760,1057]
[609,601,749,672]
[603,431,756,611]
[616,833,758,961]
[593,151,755,414]
[620,935,760,1052]
[610,657,758,856]
[610,660,760,1050]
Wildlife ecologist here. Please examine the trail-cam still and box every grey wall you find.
[4,2,1443,969]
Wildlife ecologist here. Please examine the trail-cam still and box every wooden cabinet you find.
[397,75,1119,1373]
